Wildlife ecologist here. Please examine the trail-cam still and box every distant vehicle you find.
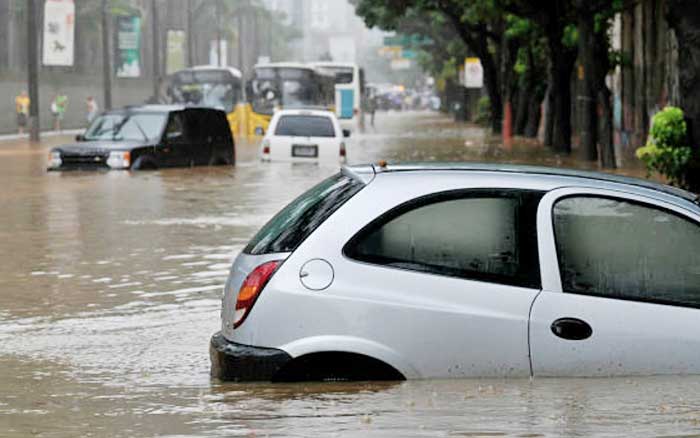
[47,105,235,171]
[309,62,365,128]
[259,109,349,163]
[166,66,244,138]
[248,63,336,136]
[211,163,700,381]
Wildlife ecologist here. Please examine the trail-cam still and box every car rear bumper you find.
[209,331,292,381]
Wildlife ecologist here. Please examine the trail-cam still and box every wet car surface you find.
[3,112,700,437]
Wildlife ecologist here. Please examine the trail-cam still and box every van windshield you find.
[244,173,364,255]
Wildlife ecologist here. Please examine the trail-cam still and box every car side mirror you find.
[343,129,351,138]
[254,127,265,136]
[75,134,84,142]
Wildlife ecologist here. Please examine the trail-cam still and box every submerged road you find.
[1,111,697,437]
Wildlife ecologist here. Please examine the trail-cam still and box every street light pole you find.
[27,0,40,141]
[186,0,194,67]
[152,0,160,101]
[216,0,222,67]
[101,0,112,110]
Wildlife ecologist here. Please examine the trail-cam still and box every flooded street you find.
[2,111,699,437]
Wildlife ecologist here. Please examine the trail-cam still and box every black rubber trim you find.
[209,332,292,382]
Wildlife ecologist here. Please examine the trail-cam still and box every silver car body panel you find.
[220,165,700,378]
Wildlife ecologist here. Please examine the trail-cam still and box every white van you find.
[260,109,349,163]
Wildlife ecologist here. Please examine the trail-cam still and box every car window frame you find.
[342,188,544,289]
[537,187,700,307]
[551,192,700,310]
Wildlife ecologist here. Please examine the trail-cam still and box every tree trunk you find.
[667,1,700,191]
[547,40,576,153]
[481,47,503,134]
[576,6,598,161]
[598,85,616,168]
[514,85,529,136]
[544,84,554,146]
[593,21,616,169]
[525,92,542,138]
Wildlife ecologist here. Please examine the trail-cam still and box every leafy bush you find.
[475,96,491,126]
[636,106,693,188]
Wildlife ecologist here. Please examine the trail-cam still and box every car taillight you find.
[340,142,346,157]
[233,260,281,329]
[262,139,270,155]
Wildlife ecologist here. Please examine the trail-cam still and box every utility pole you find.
[186,0,194,67]
[101,0,112,110]
[27,0,40,141]
[151,0,160,100]
[216,0,222,67]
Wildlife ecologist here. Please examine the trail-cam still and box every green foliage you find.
[636,106,694,188]
[475,96,492,126]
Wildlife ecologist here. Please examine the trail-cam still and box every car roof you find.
[274,108,337,118]
[342,162,700,208]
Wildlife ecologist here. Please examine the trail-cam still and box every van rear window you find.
[274,115,336,137]
[244,173,364,255]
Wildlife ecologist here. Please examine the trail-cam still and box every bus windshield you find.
[251,67,319,115]
[314,66,354,84]
[168,70,240,113]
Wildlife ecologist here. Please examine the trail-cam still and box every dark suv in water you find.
[48,105,235,171]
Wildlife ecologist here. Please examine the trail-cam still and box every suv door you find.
[160,111,190,167]
[185,109,213,165]
[530,188,700,376]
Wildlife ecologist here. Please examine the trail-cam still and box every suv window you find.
[244,173,364,255]
[164,112,188,144]
[344,190,543,288]
[274,115,336,137]
[553,196,700,308]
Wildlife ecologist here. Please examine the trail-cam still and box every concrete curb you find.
[0,128,83,143]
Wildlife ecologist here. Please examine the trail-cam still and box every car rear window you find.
[274,115,336,137]
[244,173,364,255]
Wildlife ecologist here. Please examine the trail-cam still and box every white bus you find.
[309,62,365,128]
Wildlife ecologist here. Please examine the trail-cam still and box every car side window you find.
[553,196,700,308]
[164,112,187,144]
[344,190,543,288]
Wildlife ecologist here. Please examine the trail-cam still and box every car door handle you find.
[550,317,593,341]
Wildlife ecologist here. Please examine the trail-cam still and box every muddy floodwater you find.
[2,112,700,437]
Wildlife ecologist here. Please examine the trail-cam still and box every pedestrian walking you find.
[367,95,377,127]
[14,90,30,135]
[51,92,68,132]
[85,96,99,124]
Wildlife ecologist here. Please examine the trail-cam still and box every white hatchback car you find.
[260,109,349,163]
[210,163,700,381]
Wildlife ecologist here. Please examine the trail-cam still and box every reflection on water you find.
[0,111,685,437]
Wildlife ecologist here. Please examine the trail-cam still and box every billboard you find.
[116,16,142,77]
[166,30,186,74]
[464,57,483,88]
[42,0,75,66]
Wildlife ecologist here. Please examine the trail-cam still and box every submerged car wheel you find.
[131,157,158,170]
[271,352,405,382]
